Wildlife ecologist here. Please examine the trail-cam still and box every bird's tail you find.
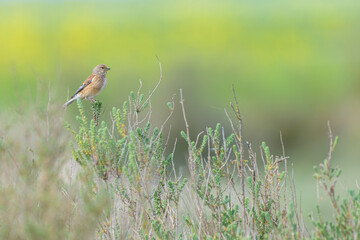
[63,96,80,108]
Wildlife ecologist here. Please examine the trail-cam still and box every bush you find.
[64,84,359,239]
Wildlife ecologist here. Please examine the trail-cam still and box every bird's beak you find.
[107,67,111,71]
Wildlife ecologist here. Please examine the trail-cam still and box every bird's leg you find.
[90,98,96,104]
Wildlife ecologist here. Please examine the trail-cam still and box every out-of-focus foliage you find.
[1,1,359,112]
[0,98,110,240]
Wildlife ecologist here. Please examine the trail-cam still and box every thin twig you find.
[138,56,162,111]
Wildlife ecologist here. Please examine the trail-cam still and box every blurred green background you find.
[1,0,360,218]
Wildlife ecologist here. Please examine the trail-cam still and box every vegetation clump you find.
[63,84,359,239]
[0,83,358,239]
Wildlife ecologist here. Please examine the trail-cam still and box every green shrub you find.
[309,123,360,239]
[65,86,311,239]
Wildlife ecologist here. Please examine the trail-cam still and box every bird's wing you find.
[71,74,95,98]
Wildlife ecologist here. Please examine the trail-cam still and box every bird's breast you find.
[92,77,107,90]
[101,78,107,91]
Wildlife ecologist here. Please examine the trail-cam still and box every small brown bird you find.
[63,64,110,108]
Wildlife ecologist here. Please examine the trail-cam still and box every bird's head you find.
[93,64,111,75]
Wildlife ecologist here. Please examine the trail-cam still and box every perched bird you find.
[63,64,110,108]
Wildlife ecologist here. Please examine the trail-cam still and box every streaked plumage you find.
[63,64,110,108]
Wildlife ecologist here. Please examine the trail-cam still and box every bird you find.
[63,64,110,108]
